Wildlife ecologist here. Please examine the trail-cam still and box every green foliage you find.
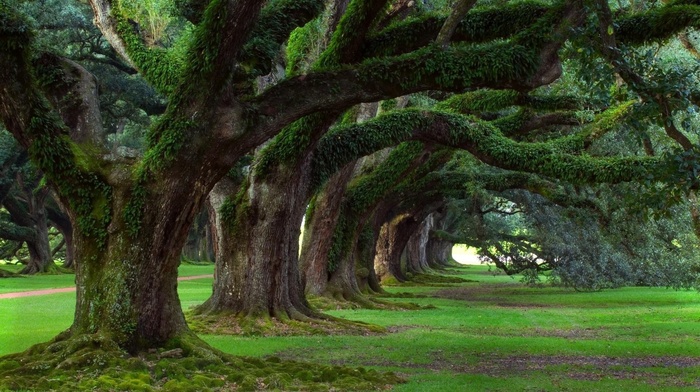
[119,0,175,44]
[436,89,520,114]
[362,2,549,57]
[317,0,389,68]
[114,10,184,96]
[254,116,317,178]
[314,105,653,190]
[615,4,700,45]
[285,16,324,75]
[358,41,538,92]
[0,0,34,52]
[241,0,324,76]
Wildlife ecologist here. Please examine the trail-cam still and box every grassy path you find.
[0,274,213,299]
[0,263,214,294]
[2,263,699,391]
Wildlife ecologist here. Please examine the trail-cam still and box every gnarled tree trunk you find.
[405,214,434,275]
[374,202,444,283]
[182,208,214,262]
[3,186,54,275]
[300,162,357,296]
[196,159,316,320]
[65,174,222,352]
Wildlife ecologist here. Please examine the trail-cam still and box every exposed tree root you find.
[0,268,17,278]
[187,311,387,337]
[0,331,402,391]
[19,263,73,275]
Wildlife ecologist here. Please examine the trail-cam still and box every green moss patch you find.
[187,312,386,337]
[0,332,402,391]
[382,273,475,287]
[307,294,430,312]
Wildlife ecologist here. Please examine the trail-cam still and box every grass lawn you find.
[1,263,699,391]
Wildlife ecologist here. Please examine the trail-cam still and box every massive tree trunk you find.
[301,162,357,296]
[355,222,383,293]
[182,208,214,262]
[48,203,75,268]
[425,212,456,268]
[65,175,220,352]
[3,186,55,275]
[374,203,443,283]
[374,214,412,283]
[426,235,455,268]
[405,214,434,275]
[196,158,317,320]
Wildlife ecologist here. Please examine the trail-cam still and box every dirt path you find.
[0,274,213,299]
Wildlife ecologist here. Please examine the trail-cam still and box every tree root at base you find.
[0,331,402,391]
[186,311,387,336]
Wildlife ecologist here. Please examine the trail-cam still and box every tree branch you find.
[435,0,478,47]
[311,105,652,188]
[254,0,584,134]
[254,42,545,133]
[594,0,694,150]
[239,0,325,76]
[363,2,550,58]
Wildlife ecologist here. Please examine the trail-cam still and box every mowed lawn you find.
[1,263,699,391]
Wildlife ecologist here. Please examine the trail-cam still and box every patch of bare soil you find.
[431,285,573,309]
[465,354,700,373]
[432,284,529,301]
[321,352,700,387]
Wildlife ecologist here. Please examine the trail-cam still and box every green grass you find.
[2,264,700,391]
[0,262,213,294]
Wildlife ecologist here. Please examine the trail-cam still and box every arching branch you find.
[311,103,645,187]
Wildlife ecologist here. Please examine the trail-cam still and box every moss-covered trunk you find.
[300,162,356,296]
[3,188,55,274]
[374,214,412,283]
[182,209,214,262]
[375,204,441,283]
[68,183,203,352]
[405,215,433,275]
[197,160,316,320]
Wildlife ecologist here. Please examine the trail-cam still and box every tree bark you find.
[182,209,214,262]
[64,171,224,353]
[3,185,55,274]
[374,213,412,283]
[374,202,444,283]
[196,159,316,320]
[300,162,357,296]
[47,201,74,268]
[405,214,433,275]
